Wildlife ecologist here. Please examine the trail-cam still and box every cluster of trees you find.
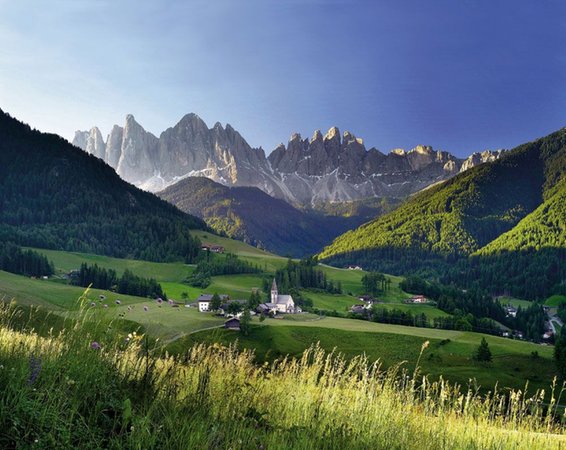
[71,263,165,299]
[400,276,506,323]
[361,272,391,296]
[267,257,342,295]
[0,110,205,263]
[0,243,54,277]
[185,253,260,288]
[366,306,502,335]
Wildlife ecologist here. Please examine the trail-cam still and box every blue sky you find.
[0,0,565,157]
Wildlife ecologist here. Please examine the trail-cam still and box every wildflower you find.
[90,341,101,350]
[144,306,149,312]
[115,300,121,305]
[90,302,96,307]
[103,304,108,308]
[168,299,174,305]
[28,355,42,385]
[157,298,163,304]
[127,306,132,312]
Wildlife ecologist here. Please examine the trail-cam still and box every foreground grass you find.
[0,301,564,449]
[178,320,555,394]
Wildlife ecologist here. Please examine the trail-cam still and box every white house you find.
[262,279,300,314]
[197,294,229,312]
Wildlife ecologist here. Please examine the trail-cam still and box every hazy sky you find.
[1,0,565,156]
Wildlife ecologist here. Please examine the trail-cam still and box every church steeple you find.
[271,278,278,303]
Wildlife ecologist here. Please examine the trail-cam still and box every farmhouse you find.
[197,294,229,312]
[350,304,367,314]
[505,306,518,318]
[405,295,428,304]
[260,279,300,314]
[201,243,225,253]
[224,317,240,331]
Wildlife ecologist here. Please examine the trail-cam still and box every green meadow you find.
[0,242,558,396]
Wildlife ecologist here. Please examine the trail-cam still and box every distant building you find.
[350,304,367,314]
[404,295,428,304]
[347,265,363,271]
[201,243,225,253]
[197,294,230,312]
[224,317,240,331]
[260,279,300,314]
[505,306,518,318]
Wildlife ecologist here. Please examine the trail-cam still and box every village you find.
[191,279,302,331]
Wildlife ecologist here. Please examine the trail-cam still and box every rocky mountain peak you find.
[324,126,340,142]
[73,114,504,208]
[310,129,323,143]
[410,145,433,155]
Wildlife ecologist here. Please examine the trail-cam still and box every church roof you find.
[276,294,293,305]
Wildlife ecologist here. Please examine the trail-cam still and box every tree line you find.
[266,257,342,295]
[0,243,54,277]
[185,253,261,288]
[71,263,165,299]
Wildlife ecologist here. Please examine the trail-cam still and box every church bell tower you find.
[271,278,278,303]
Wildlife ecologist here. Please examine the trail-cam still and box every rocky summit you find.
[73,114,503,207]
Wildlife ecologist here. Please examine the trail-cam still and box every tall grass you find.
[0,297,564,449]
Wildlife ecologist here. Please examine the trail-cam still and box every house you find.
[410,295,427,303]
[350,304,367,314]
[197,294,229,312]
[347,265,363,271]
[505,306,518,318]
[224,317,240,331]
[201,243,225,253]
[262,279,300,314]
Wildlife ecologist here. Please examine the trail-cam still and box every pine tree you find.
[474,337,492,362]
[240,308,252,336]
[210,293,222,312]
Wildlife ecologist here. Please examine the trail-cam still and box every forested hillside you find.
[159,177,373,257]
[0,110,206,262]
[320,127,566,299]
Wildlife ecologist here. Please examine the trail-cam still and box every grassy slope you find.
[175,317,555,392]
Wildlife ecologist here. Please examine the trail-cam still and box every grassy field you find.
[0,270,148,311]
[2,307,563,449]
[546,295,566,307]
[499,296,534,309]
[192,231,287,271]
[174,316,555,393]
[31,248,193,282]
[1,245,556,395]
[30,246,419,314]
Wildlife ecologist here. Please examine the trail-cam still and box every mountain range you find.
[73,114,503,207]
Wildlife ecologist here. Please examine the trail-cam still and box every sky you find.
[0,0,565,157]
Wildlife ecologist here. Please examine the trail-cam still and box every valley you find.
[0,237,557,396]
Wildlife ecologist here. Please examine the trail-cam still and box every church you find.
[263,279,300,314]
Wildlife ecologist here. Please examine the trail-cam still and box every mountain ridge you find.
[158,176,391,257]
[318,126,566,298]
[0,109,206,262]
[73,114,504,208]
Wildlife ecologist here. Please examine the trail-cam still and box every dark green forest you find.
[72,263,165,299]
[0,242,54,277]
[0,110,206,263]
